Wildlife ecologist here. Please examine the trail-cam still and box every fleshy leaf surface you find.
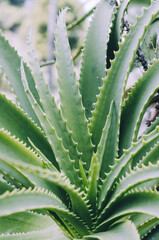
[120,59,159,153]
[79,0,114,119]
[0,33,40,125]
[84,221,140,240]
[90,0,159,148]
[55,8,93,171]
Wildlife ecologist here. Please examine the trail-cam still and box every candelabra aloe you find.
[0,0,159,239]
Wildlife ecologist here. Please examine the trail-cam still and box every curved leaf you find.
[96,190,159,232]
[0,178,14,194]
[90,0,159,148]
[0,211,54,234]
[55,8,93,171]
[98,126,159,210]
[26,40,80,168]
[0,226,69,240]
[143,224,159,240]
[0,33,40,125]
[107,156,159,211]
[120,59,159,154]
[79,0,115,119]
[0,188,89,238]
[13,164,92,228]
[0,129,43,167]
[22,73,83,187]
[0,94,55,166]
[145,117,159,135]
[96,101,117,178]
[0,158,33,188]
[84,220,139,240]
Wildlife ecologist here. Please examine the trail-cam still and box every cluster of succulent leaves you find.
[0,0,159,239]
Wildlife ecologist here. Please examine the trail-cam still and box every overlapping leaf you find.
[55,8,93,171]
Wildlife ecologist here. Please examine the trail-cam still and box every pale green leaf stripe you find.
[143,227,159,240]
[120,59,159,154]
[28,139,57,172]
[11,160,77,206]
[84,221,140,240]
[22,68,82,187]
[6,160,69,207]
[130,213,154,233]
[90,0,159,147]
[98,126,159,209]
[14,163,92,227]
[87,154,99,212]
[0,158,33,188]
[0,94,55,167]
[25,87,82,188]
[0,212,68,240]
[0,33,40,125]
[96,101,117,179]
[108,153,159,210]
[79,0,114,119]
[0,211,54,235]
[0,188,65,214]
[55,9,93,171]
[0,129,43,167]
[0,226,68,240]
[98,145,159,224]
[0,188,89,237]
[26,42,80,167]
[96,190,159,232]
[136,215,159,239]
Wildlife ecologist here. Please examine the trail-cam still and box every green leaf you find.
[136,215,159,239]
[26,39,80,168]
[0,188,89,238]
[0,188,66,216]
[0,32,40,125]
[55,8,93,171]
[0,94,55,167]
[0,178,14,194]
[22,71,83,188]
[13,164,92,228]
[96,101,117,179]
[79,0,114,119]
[12,162,69,206]
[138,141,159,166]
[145,117,159,135]
[107,156,159,210]
[87,154,99,212]
[0,129,43,168]
[143,224,159,240]
[0,158,33,188]
[119,59,159,154]
[96,190,159,232]
[0,211,54,234]
[0,226,69,240]
[84,221,140,240]
[98,126,159,210]
[90,0,159,148]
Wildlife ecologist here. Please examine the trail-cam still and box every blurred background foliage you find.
[0,0,87,96]
[0,0,85,60]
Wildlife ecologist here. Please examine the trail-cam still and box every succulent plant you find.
[0,0,159,239]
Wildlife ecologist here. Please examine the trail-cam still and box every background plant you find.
[0,0,158,239]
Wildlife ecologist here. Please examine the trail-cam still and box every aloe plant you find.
[0,0,159,239]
